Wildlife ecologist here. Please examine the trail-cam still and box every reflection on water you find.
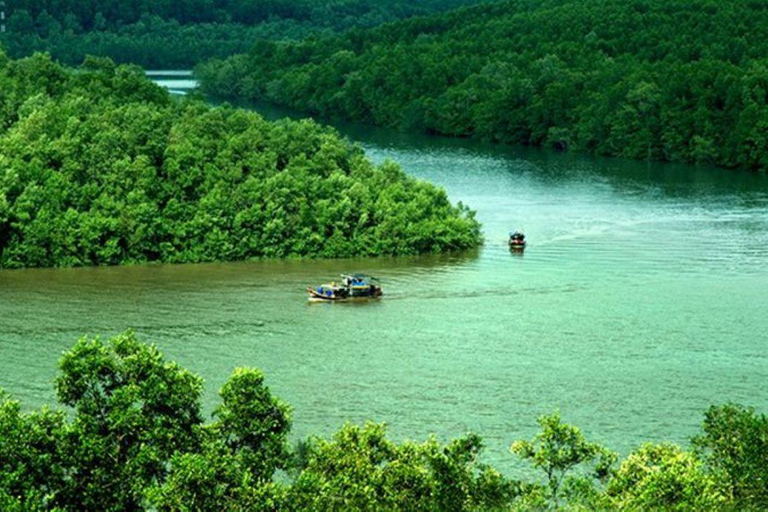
[1,79,767,474]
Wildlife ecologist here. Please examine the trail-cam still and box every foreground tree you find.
[289,422,516,511]
[0,332,296,511]
[54,332,204,510]
[607,443,724,510]
[0,393,67,510]
[147,368,292,511]
[692,403,768,509]
[511,412,616,510]
[1,332,766,510]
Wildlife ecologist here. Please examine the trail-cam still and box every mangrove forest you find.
[0,0,487,68]
[0,52,481,269]
[199,0,768,171]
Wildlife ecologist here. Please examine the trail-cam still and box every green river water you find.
[1,76,767,472]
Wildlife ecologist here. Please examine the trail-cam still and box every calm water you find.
[1,76,767,473]
[145,70,197,95]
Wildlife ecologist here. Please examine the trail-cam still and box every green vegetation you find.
[1,18,294,69]
[200,0,768,171]
[692,403,768,508]
[0,52,481,269]
[511,412,616,509]
[5,0,485,28]
[0,0,486,68]
[1,332,767,510]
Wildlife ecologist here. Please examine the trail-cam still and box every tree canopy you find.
[4,0,486,29]
[0,52,481,269]
[0,0,487,68]
[1,332,766,510]
[199,0,768,171]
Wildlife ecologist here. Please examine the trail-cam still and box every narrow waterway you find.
[145,70,197,95]
[1,74,767,472]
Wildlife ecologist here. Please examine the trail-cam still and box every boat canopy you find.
[342,273,379,284]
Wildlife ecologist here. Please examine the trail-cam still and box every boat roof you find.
[342,273,379,281]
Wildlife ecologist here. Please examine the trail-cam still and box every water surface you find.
[2,78,767,472]
[145,70,197,95]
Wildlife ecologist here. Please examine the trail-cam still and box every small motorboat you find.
[509,231,526,250]
[307,274,383,302]
[307,282,350,301]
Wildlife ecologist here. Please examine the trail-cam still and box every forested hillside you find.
[0,51,481,269]
[6,0,484,28]
[199,0,768,171]
[0,0,486,67]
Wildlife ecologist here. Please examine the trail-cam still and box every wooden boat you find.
[307,274,383,302]
[307,284,348,301]
[509,231,526,250]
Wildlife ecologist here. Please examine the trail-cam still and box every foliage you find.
[0,1,487,68]
[3,0,486,29]
[692,403,768,509]
[289,422,517,511]
[146,442,268,511]
[200,0,768,171]
[147,441,289,511]
[0,332,293,511]
[0,393,67,510]
[607,443,724,510]
[54,332,204,510]
[147,368,291,511]
[0,52,481,269]
[1,17,284,69]
[210,368,292,482]
[0,332,765,510]
[511,411,616,509]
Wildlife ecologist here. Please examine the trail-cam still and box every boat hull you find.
[307,287,382,302]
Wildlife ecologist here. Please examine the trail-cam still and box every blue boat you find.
[307,274,383,302]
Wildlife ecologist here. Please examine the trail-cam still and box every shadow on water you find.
[0,248,482,302]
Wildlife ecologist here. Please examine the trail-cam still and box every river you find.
[1,73,767,472]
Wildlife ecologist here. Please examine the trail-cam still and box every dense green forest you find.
[4,0,486,28]
[0,17,298,69]
[199,0,768,172]
[0,51,481,269]
[1,332,766,510]
[0,0,485,68]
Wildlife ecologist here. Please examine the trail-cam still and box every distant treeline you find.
[0,51,481,269]
[1,17,304,68]
[0,0,486,68]
[199,0,768,171]
[5,0,486,28]
[2,331,767,510]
